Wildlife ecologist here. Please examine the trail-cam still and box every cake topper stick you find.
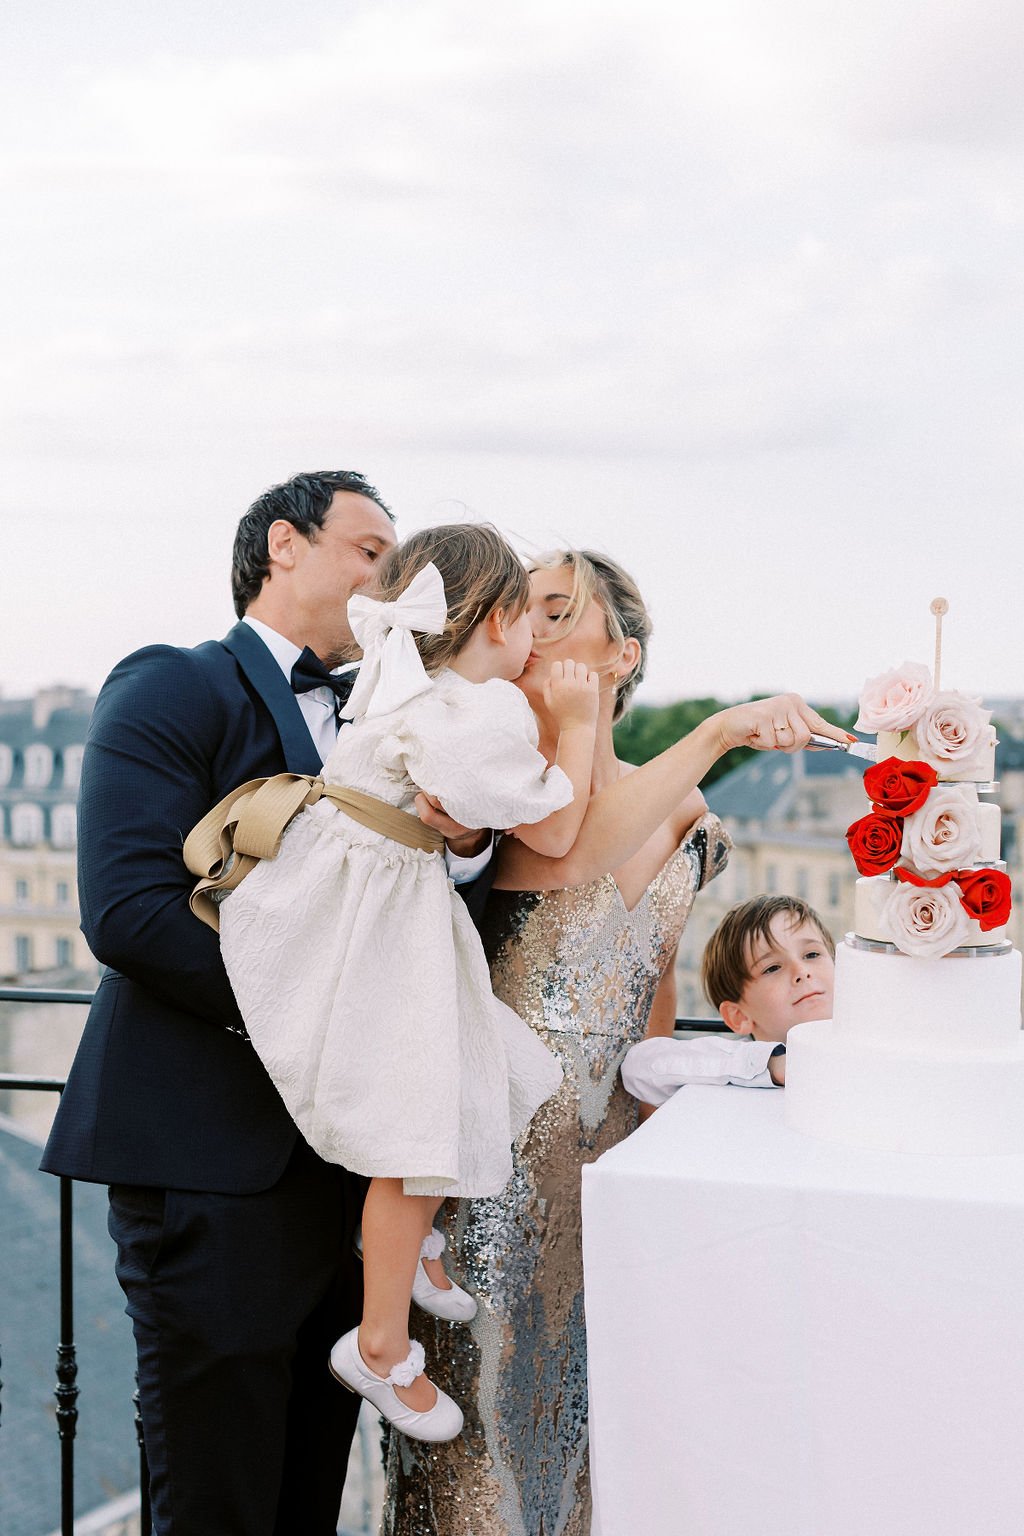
[931,597,949,690]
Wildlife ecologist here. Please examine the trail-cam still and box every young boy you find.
[622,895,836,1110]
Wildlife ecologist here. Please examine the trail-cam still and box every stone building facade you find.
[0,686,98,981]
[0,687,98,1137]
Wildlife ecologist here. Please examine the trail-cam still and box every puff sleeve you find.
[385,677,574,831]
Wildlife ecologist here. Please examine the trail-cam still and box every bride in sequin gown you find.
[383,550,734,1536]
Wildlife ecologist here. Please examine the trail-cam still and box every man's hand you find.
[415,792,491,858]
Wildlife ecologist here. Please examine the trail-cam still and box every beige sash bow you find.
[183,772,444,931]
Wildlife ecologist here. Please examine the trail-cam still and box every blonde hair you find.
[528,549,652,722]
[700,896,836,1012]
[373,523,529,673]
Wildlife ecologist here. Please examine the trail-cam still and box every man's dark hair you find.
[231,470,393,617]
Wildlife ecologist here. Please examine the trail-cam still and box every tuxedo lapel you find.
[221,622,324,776]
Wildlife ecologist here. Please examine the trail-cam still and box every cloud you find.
[3,0,1024,699]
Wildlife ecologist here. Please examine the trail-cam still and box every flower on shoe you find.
[855,661,934,733]
[846,811,903,876]
[863,757,938,816]
[916,691,995,775]
[901,786,982,873]
[882,881,971,957]
[956,868,1012,932]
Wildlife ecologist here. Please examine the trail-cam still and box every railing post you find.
[56,1172,78,1536]
[1,986,221,1533]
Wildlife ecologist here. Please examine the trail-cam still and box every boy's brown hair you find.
[700,895,835,1012]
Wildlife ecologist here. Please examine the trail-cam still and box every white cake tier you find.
[876,727,996,782]
[832,938,1021,1049]
[854,873,1009,949]
[786,1014,1024,1155]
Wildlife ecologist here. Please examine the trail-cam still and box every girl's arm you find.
[511,661,599,859]
[502,693,846,889]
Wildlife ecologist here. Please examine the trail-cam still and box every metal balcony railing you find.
[0,985,150,1536]
[1,981,727,1536]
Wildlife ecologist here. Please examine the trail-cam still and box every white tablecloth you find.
[582,1087,1024,1536]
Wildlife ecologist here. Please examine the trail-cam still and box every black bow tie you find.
[290,648,356,720]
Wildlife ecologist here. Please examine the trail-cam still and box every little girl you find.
[213,523,598,1443]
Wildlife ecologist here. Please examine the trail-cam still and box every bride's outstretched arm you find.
[502,693,848,890]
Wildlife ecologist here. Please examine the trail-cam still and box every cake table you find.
[582,1086,1024,1536]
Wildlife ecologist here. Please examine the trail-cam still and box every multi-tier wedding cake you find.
[785,657,1024,1154]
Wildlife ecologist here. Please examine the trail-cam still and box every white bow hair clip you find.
[341,561,449,721]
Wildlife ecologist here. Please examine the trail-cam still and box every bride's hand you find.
[707,694,850,755]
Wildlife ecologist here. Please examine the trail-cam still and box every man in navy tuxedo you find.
[42,470,491,1534]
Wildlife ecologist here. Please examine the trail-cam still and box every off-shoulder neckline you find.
[605,808,720,915]
[493,808,723,912]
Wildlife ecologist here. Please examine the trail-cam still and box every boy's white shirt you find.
[621,1033,780,1107]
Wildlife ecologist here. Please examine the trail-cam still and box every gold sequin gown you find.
[382,812,730,1536]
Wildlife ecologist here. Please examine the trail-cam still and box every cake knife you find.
[807,733,877,762]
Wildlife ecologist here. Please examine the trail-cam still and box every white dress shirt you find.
[621,1034,781,1107]
[240,614,492,884]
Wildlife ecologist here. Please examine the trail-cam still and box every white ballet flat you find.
[412,1230,478,1323]
[328,1328,464,1444]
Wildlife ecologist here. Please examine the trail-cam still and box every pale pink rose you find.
[882,881,971,957]
[916,691,995,774]
[855,661,934,733]
[901,786,983,872]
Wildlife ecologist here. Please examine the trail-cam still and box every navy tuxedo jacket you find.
[42,622,492,1194]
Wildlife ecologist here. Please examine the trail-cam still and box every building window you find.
[765,863,778,894]
[0,744,12,787]
[11,803,44,846]
[55,936,73,968]
[15,934,32,972]
[15,878,29,907]
[828,872,842,909]
[62,744,85,790]
[23,744,54,788]
[56,880,70,907]
[51,804,77,849]
[795,867,809,901]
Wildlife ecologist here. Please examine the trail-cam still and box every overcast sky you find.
[3,0,1022,706]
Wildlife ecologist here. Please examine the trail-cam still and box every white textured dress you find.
[220,670,568,1198]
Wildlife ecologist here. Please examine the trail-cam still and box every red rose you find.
[846,812,904,876]
[863,756,938,816]
[895,867,954,888]
[955,868,1013,932]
